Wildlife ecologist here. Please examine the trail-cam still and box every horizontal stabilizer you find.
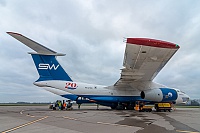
[7,32,65,56]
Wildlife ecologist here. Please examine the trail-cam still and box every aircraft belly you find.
[78,95,142,103]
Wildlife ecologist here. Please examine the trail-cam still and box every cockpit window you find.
[176,89,185,94]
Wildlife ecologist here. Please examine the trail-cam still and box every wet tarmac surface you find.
[0,105,199,133]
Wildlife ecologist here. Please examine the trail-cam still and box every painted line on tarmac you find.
[97,122,132,127]
[20,110,24,114]
[176,130,199,133]
[26,114,35,118]
[63,116,77,120]
[1,116,48,133]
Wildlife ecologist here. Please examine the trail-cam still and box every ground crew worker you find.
[58,101,62,110]
[67,100,72,110]
[139,101,144,111]
[78,104,81,109]
[63,100,66,110]
[171,102,176,111]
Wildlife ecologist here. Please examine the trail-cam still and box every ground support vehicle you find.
[139,105,153,112]
[154,103,172,112]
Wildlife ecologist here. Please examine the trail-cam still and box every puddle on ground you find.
[116,118,148,128]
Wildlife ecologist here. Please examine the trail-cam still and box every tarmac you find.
[0,105,199,133]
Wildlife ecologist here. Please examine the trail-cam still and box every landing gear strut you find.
[110,102,135,110]
[110,103,117,109]
[126,103,135,110]
[111,103,125,110]
[116,104,125,110]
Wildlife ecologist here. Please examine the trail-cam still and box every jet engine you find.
[140,88,178,102]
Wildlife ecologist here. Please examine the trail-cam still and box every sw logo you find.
[168,92,173,97]
[38,63,59,70]
[65,82,77,90]
[165,92,173,99]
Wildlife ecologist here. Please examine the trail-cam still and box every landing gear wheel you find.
[110,104,117,110]
[116,105,125,110]
[111,106,117,109]
[126,104,135,110]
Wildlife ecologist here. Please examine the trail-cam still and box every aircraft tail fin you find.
[7,32,72,81]
[31,54,72,81]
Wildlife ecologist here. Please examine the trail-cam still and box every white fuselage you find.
[34,80,189,104]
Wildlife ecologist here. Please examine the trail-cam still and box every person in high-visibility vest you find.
[63,101,66,110]
[58,101,62,110]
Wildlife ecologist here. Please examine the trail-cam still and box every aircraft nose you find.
[182,94,190,103]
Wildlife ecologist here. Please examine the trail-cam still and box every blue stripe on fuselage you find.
[60,94,78,101]
[61,94,142,103]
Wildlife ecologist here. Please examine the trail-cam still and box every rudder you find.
[31,54,72,81]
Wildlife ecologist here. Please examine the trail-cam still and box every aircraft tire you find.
[126,105,134,110]
[110,103,118,109]
[111,106,116,109]
[116,105,125,110]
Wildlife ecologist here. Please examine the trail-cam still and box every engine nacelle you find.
[140,88,178,102]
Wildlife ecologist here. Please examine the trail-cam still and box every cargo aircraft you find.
[7,32,189,109]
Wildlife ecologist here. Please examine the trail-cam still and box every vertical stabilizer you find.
[7,32,72,82]
[31,54,72,81]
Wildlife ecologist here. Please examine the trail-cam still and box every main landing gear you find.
[110,102,135,110]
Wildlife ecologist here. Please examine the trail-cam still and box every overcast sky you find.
[0,0,200,103]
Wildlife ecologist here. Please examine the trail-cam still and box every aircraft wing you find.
[115,38,180,87]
